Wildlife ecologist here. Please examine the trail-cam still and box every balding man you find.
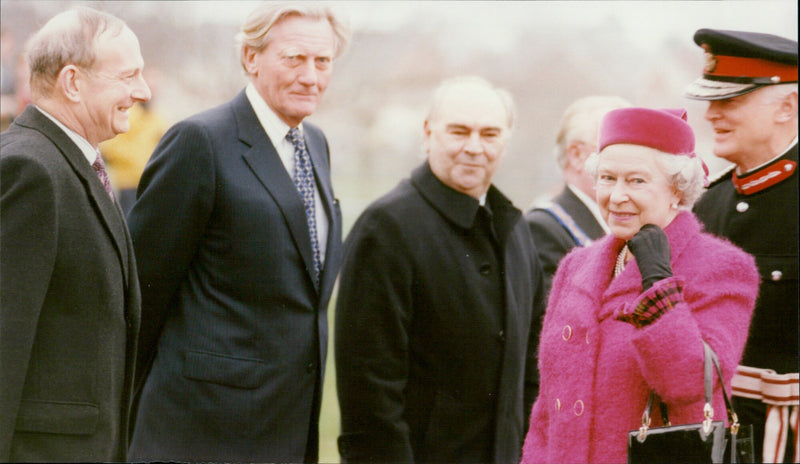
[335,76,545,463]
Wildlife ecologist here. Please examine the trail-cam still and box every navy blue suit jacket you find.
[127,90,342,462]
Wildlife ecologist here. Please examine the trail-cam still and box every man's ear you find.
[422,119,432,153]
[565,142,585,172]
[774,89,798,124]
[58,65,82,103]
[242,46,259,75]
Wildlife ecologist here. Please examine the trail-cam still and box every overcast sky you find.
[186,1,797,53]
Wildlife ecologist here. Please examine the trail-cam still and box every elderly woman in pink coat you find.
[521,107,759,464]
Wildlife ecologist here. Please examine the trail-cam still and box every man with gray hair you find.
[525,96,630,298]
[335,76,545,463]
[127,2,349,462]
[1,7,149,461]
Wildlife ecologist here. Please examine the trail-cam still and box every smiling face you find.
[244,15,335,127]
[703,87,784,171]
[77,26,150,146]
[424,82,510,199]
[595,144,680,241]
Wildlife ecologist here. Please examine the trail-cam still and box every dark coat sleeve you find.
[127,119,216,386]
[525,208,575,299]
[335,207,416,463]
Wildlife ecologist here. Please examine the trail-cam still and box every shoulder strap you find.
[703,341,739,430]
[539,202,593,247]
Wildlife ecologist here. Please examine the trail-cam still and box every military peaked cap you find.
[685,28,798,100]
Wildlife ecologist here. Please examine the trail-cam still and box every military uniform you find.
[687,28,799,463]
[694,144,798,375]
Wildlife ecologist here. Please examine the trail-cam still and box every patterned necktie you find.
[92,152,115,202]
[286,127,321,286]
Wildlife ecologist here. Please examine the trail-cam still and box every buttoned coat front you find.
[521,212,759,464]
[126,90,342,462]
[1,106,140,461]
[693,144,798,375]
[336,163,546,464]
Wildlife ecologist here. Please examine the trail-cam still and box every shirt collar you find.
[245,82,301,142]
[567,183,610,234]
[35,105,97,164]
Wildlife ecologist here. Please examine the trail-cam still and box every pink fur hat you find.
[598,107,695,155]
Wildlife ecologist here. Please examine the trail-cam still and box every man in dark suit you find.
[0,7,149,461]
[686,29,798,463]
[525,96,629,297]
[335,76,546,464]
[126,3,349,462]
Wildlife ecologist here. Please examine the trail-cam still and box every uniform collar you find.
[732,140,798,195]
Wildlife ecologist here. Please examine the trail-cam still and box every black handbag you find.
[627,341,754,464]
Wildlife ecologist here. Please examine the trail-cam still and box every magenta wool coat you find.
[521,211,759,464]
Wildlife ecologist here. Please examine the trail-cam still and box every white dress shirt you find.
[36,105,99,165]
[245,83,328,264]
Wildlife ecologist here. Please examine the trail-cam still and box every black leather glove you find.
[627,224,672,291]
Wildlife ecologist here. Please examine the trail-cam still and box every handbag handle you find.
[639,341,741,438]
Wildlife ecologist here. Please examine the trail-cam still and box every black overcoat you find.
[1,106,140,461]
[335,163,545,464]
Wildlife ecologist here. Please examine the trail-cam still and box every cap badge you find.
[701,44,717,74]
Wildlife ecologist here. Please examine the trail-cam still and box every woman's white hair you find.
[585,145,707,209]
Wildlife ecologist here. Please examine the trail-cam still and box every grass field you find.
[319,298,342,463]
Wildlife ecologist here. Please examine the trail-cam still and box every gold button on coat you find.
[574,400,584,416]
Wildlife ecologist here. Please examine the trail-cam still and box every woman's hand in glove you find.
[627,224,672,291]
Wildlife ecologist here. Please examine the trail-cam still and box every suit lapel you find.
[20,107,130,286]
[556,187,606,240]
[304,126,334,215]
[232,93,319,290]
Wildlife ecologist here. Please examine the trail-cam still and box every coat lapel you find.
[556,187,606,240]
[303,125,334,214]
[20,107,131,286]
[232,93,319,290]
